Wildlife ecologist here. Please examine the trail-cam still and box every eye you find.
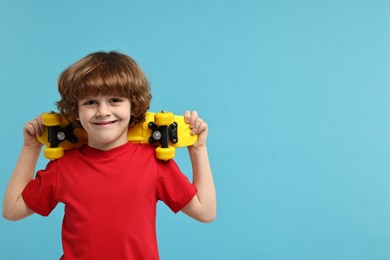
[81,100,98,106]
[110,97,123,103]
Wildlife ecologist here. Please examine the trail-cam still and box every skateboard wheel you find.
[42,113,62,126]
[155,111,174,126]
[44,147,64,160]
[155,146,175,161]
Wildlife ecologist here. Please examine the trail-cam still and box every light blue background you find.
[1,0,390,259]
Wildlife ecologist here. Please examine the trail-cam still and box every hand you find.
[23,115,46,148]
[184,110,208,148]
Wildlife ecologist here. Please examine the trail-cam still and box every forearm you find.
[188,145,216,221]
[3,145,41,220]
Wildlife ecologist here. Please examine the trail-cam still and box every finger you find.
[199,121,208,132]
[25,117,44,137]
[24,121,38,136]
[36,115,45,136]
[189,111,198,128]
[191,118,208,135]
[194,118,203,130]
[184,110,191,124]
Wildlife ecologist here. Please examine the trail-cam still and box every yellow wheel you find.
[42,113,62,126]
[44,147,64,160]
[155,146,175,161]
[155,111,174,126]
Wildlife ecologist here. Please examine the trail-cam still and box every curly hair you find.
[56,51,152,128]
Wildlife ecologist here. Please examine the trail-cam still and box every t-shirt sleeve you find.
[22,161,58,216]
[156,159,197,213]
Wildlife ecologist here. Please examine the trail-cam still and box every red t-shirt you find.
[22,142,196,260]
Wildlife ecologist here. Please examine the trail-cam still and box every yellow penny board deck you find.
[37,111,197,161]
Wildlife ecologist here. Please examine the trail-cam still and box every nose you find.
[96,102,111,117]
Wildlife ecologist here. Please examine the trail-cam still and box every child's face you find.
[77,96,131,151]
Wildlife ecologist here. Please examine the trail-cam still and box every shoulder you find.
[131,143,180,170]
[43,147,83,170]
[59,146,82,159]
[132,143,158,160]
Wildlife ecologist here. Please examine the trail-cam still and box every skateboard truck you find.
[147,110,178,160]
[47,123,78,148]
[148,121,178,146]
[41,112,83,159]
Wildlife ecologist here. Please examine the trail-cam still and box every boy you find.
[2,51,216,259]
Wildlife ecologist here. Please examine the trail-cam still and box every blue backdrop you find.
[1,0,389,259]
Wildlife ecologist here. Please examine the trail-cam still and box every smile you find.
[93,120,118,126]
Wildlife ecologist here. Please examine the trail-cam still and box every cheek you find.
[123,113,131,124]
[77,117,86,129]
[76,111,89,126]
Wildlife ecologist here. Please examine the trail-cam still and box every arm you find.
[181,111,216,223]
[2,116,45,221]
